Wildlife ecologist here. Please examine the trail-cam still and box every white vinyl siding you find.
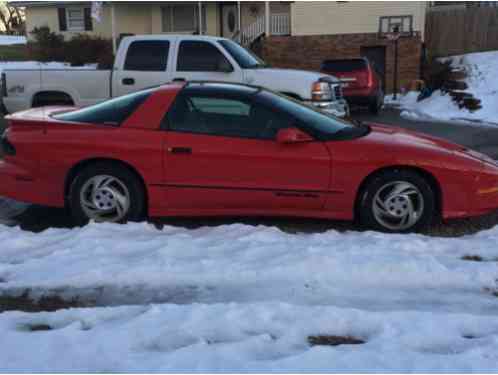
[291,1,427,39]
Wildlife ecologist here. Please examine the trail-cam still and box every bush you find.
[27,26,114,69]
[27,26,65,62]
[64,34,113,68]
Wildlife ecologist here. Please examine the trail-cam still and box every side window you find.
[177,41,232,72]
[124,41,170,71]
[165,94,292,140]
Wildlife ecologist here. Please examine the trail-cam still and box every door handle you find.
[172,77,186,82]
[122,78,135,85]
[168,147,192,154]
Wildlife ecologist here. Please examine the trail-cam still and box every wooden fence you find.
[426,7,498,58]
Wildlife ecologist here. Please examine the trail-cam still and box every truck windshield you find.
[218,40,268,69]
[52,88,154,125]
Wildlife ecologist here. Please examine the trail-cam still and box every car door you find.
[172,39,244,83]
[160,86,331,213]
[113,40,173,97]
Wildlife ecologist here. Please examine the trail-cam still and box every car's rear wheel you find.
[358,170,435,233]
[69,163,145,225]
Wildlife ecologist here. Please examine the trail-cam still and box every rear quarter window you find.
[124,40,170,71]
[52,89,154,125]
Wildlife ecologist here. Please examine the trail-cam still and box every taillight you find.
[311,81,332,102]
[366,66,374,88]
[1,130,15,156]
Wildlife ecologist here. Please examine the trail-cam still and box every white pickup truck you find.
[1,35,348,117]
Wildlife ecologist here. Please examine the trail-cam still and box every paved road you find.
[2,109,498,235]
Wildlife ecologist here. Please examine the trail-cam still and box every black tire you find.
[358,169,435,233]
[368,93,383,115]
[68,162,145,226]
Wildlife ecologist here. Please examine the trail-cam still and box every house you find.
[15,1,427,93]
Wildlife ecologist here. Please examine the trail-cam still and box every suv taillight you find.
[366,66,374,88]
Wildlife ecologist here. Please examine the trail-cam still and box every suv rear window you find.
[321,59,368,72]
[52,89,154,125]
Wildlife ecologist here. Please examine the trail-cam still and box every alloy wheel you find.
[372,181,424,231]
[79,175,131,222]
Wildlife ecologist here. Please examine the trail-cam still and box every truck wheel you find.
[358,170,435,233]
[69,163,145,226]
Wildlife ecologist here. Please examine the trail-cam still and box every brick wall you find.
[254,32,423,94]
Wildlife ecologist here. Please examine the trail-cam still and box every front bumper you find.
[307,99,350,118]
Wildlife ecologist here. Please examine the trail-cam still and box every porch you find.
[149,2,291,46]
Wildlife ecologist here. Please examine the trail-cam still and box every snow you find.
[0,61,97,75]
[0,35,26,45]
[388,50,498,125]
[0,221,498,371]
[2,302,498,372]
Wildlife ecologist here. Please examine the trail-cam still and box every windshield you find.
[218,39,267,69]
[257,90,360,140]
[52,88,154,125]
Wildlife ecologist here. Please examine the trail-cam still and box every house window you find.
[66,7,85,31]
[161,4,207,33]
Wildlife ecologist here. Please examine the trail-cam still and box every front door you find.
[172,39,244,83]
[161,87,331,214]
[221,3,239,39]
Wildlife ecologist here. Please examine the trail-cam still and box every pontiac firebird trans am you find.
[2,82,498,233]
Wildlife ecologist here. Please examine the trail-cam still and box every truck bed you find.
[1,68,111,113]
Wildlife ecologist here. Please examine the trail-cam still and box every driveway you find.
[2,110,498,235]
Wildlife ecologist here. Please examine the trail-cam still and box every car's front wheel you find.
[359,170,435,233]
[69,162,145,225]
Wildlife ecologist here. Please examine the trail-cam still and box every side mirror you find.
[277,127,313,144]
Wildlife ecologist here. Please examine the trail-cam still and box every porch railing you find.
[270,13,290,36]
[234,13,290,47]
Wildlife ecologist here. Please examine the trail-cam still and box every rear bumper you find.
[0,159,63,208]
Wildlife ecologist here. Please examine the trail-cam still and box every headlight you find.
[311,81,332,102]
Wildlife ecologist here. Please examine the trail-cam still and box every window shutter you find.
[58,8,67,31]
[84,8,93,31]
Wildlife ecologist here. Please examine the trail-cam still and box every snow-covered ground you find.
[0,35,26,45]
[0,222,498,371]
[388,50,498,125]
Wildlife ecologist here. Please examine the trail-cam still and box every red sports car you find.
[1,82,498,233]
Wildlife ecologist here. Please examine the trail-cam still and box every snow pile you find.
[391,50,498,125]
[0,35,26,45]
[2,302,498,372]
[1,222,498,371]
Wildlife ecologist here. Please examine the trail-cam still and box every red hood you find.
[342,122,497,169]
[365,123,467,152]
